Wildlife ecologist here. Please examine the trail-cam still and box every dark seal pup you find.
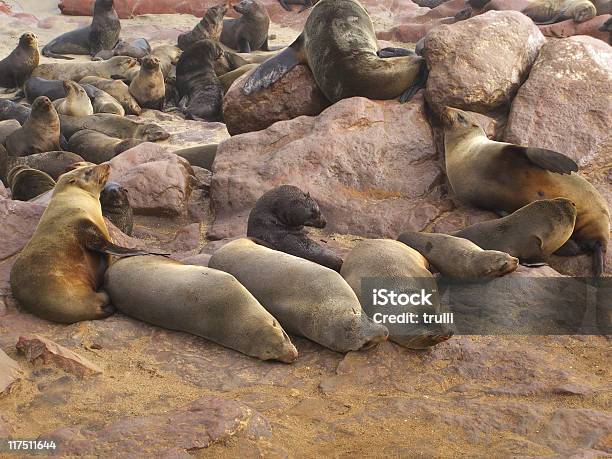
[176,40,224,121]
[0,33,40,89]
[243,0,426,103]
[42,0,120,60]
[247,185,344,272]
[178,3,228,51]
[100,181,133,235]
[220,0,272,52]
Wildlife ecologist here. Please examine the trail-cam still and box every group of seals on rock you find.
[0,33,40,89]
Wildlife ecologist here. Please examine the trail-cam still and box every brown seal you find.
[80,76,141,115]
[53,81,94,117]
[0,33,40,89]
[100,181,133,235]
[128,56,166,110]
[220,0,272,52]
[8,166,56,201]
[10,163,153,323]
[67,129,142,163]
[4,97,61,157]
[442,106,610,276]
[32,56,138,82]
[522,0,597,23]
[60,113,170,142]
[178,3,228,51]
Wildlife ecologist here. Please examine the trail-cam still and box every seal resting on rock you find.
[4,97,61,157]
[104,255,299,362]
[209,238,389,353]
[442,106,610,276]
[60,114,169,141]
[0,150,85,185]
[68,129,142,163]
[100,181,133,235]
[7,166,56,201]
[340,239,454,349]
[522,0,597,23]
[53,81,94,117]
[178,3,228,51]
[42,0,120,59]
[397,232,519,277]
[0,33,40,89]
[10,163,152,324]
[243,0,426,103]
[247,185,344,271]
[220,0,271,52]
[129,56,165,110]
[80,76,141,116]
[33,57,138,83]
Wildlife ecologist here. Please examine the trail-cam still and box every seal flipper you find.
[41,47,75,60]
[242,34,306,95]
[502,145,578,175]
[377,47,415,58]
[399,61,428,103]
[593,242,605,278]
[78,220,167,257]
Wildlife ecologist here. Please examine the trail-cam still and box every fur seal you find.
[4,97,61,157]
[247,185,344,271]
[178,3,228,51]
[173,144,218,170]
[340,239,453,349]
[0,100,31,125]
[128,56,165,110]
[452,198,578,264]
[209,238,389,352]
[176,40,224,121]
[42,0,120,59]
[53,81,94,117]
[80,76,141,115]
[8,166,56,201]
[0,33,40,89]
[60,114,170,141]
[397,231,519,278]
[25,77,68,102]
[220,63,258,92]
[32,57,138,83]
[10,163,152,323]
[220,0,271,52]
[100,181,133,235]
[150,45,182,80]
[94,38,151,60]
[0,150,85,185]
[243,0,426,103]
[81,84,125,115]
[68,129,142,163]
[442,106,610,276]
[104,255,299,362]
[522,0,597,23]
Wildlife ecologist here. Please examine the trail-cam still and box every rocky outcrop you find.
[0,349,20,396]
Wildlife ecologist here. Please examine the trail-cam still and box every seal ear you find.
[502,145,578,175]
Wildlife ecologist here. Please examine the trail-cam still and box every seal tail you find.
[399,60,428,103]
[242,34,305,95]
[42,46,75,60]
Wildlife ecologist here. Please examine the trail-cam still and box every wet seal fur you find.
[68,129,143,163]
[453,198,578,264]
[42,0,120,59]
[341,239,454,349]
[243,0,425,103]
[0,33,40,89]
[247,185,344,271]
[398,231,519,277]
[442,106,610,276]
[100,181,133,235]
[209,238,389,353]
[4,97,61,157]
[104,255,299,362]
[53,81,94,117]
[176,40,224,121]
[60,114,169,141]
[129,56,165,110]
[178,3,228,51]
[10,163,152,323]
[220,0,272,52]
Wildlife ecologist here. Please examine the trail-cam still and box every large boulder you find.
[421,11,545,114]
[222,65,329,136]
[210,95,452,239]
[108,143,195,217]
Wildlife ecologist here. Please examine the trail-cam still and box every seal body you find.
[453,199,578,263]
[340,239,453,349]
[95,38,151,60]
[80,84,125,116]
[104,255,299,362]
[522,0,597,23]
[1,150,85,185]
[209,238,389,353]
[0,100,31,125]
[176,40,224,121]
[247,185,343,271]
[60,114,170,141]
[68,129,142,164]
[4,97,61,157]
[243,0,425,102]
[129,56,166,110]
[42,0,120,59]
[80,76,141,115]
[0,33,40,89]
[397,231,519,277]
[178,4,227,50]
[25,77,68,102]
[8,166,56,201]
[442,106,610,276]
[33,57,138,82]
[100,181,133,234]
[53,81,94,117]
[220,0,271,52]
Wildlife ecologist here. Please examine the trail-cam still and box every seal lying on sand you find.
[0,33,40,89]
[247,185,344,271]
[243,0,426,103]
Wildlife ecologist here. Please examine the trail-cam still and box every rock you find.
[0,180,8,199]
[538,15,611,43]
[377,17,456,44]
[16,335,102,378]
[108,143,195,216]
[421,11,545,114]
[504,36,612,164]
[210,95,451,239]
[44,396,271,456]
[0,199,45,262]
[178,253,212,267]
[0,349,21,395]
[222,65,329,136]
